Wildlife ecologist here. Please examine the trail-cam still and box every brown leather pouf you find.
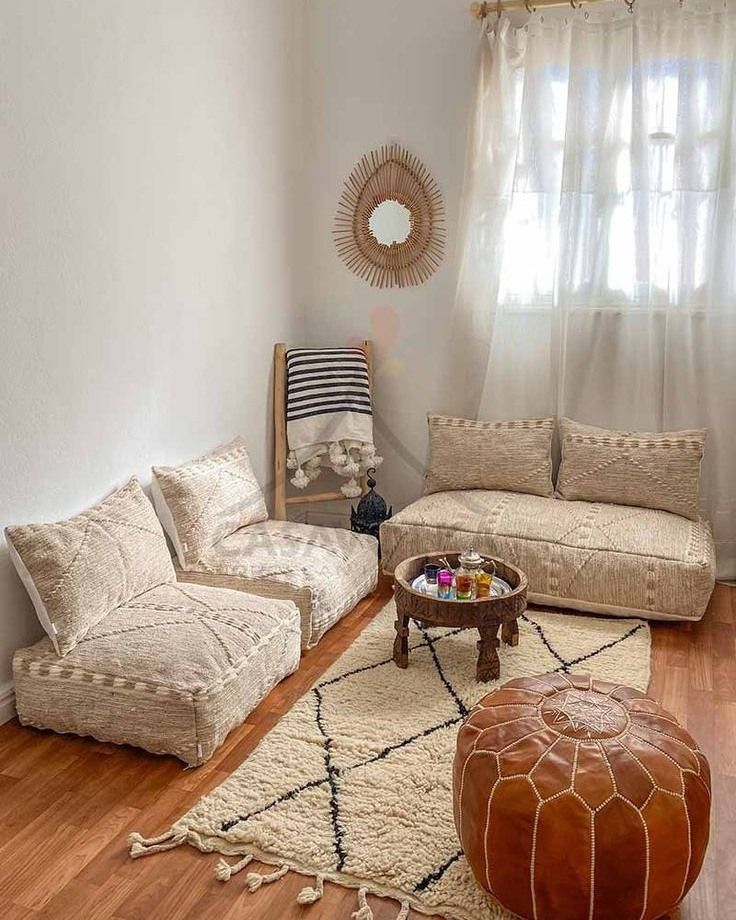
[453,673,711,920]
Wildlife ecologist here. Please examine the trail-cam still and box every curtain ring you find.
[624,0,635,12]
[570,0,582,10]
[525,0,535,12]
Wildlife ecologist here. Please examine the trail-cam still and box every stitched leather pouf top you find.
[453,673,711,920]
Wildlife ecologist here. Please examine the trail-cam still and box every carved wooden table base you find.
[392,553,528,684]
[393,613,521,682]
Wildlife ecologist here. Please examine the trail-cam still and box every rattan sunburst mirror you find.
[334,144,446,289]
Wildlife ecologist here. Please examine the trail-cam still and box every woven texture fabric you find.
[557,418,705,520]
[152,437,268,567]
[454,673,711,920]
[284,347,380,499]
[177,521,378,648]
[5,479,175,657]
[146,599,650,920]
[380,491,716,621]
[424,416,555,498]
[13,581,301,766]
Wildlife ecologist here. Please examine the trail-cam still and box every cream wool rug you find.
[129,600,651,920]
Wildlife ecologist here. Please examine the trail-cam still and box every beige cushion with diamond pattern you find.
[424,415,555,498]
[5,479,175,657]
[152,437,268,567]
[13,581,301,766]
[557,418,705,520]
[380,490,715,621]
[176,520,378,648]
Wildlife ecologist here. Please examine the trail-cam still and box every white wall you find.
[0,0,479,715]
[300,0,479,521]
[0,0,304,709]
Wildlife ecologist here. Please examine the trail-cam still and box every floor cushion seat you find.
[175,520,378,648]
[380,490,716,621]
[13,581,301,765]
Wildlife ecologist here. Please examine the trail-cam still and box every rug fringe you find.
[395,900,410,920]
[296,873,325,904]
[246,863,289,892]
[215,854,253,881]
[128,829,186,859]
[351,886,374,920]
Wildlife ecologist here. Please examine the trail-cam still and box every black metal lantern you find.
[351,469,392,550]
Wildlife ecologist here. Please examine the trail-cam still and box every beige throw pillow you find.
[424,415,555,497]
[5,478,175,657]
[556,418,705,520]
[152,437,268,568]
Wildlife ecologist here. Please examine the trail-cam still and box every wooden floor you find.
[0,581,733,920]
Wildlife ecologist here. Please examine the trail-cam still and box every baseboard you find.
[0,681,16,725]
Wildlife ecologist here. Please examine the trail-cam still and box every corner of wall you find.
[0,682,16,726]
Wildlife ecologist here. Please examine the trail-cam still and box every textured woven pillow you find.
[424,415,555,497]
[5,478,175,657]
[557,418,705,520]
[152,437,268,568]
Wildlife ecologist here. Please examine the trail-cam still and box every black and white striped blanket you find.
[285,347,381,497]
[286,347,371,424]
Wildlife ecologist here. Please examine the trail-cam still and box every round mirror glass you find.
[369,199,412,246]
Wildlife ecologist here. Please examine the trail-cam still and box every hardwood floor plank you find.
[12,805,139,911]
[711,583,734,624]
[0,731,65,779]
[3,903,37,919]
[0,583,731,919]
[689,617,714,693]
[714,702,736,778]
[0,772,20,797]
[714,775,736,920]
[36,874,139,920]
[0,751,87,831]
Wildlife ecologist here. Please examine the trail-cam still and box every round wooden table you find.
[392,552,528,682]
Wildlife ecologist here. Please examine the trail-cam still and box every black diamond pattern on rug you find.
[218,612,646,892]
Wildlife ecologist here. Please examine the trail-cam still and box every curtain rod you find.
[470,0,633,15]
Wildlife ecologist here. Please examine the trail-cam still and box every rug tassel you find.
[215,854,254,881]
[350,887,374,920]
[296,873,325,904]
[395,901,410,920]
[128,829,186,859]
[246,863,289,892]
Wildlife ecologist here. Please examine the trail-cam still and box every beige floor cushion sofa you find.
[172,520,378,649]
[14,581,300,766]
[381,416,716,622]
[6,478,301,765]
[151,438,378,648]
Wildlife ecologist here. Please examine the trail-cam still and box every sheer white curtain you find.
[451,2,736,577]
